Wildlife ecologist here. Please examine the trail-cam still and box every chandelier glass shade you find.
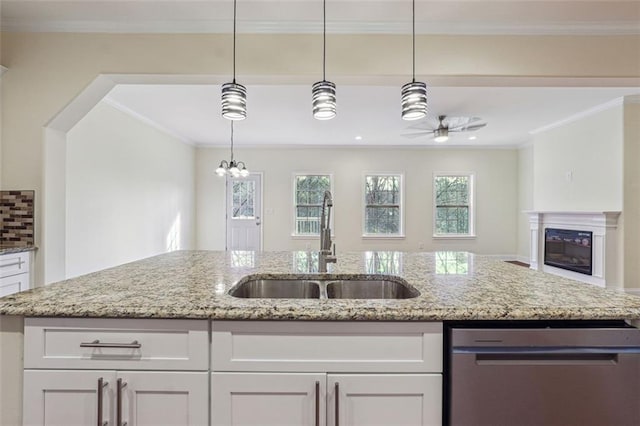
[401,0,427,121]
[222,0,246,121]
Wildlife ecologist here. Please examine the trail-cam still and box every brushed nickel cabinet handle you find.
[315,381,320,426]
[117,378,128,426]
[97,377,108,426]
[334,382,339,426]
[81,340,141,349]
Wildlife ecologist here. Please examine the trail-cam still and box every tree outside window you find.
[364,174,402,235]
[294,174,331,235]
[434,174,474,236]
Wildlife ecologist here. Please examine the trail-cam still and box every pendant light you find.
[216,121,249,178]
[222,0,247,120]
[401,0,427,121]
[312,0,336,120]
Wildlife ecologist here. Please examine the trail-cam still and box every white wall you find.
[517,144,534,262]
[197,146,518,256]
[533,105,623,211]
[65,101,195,278]
[623,101,640,289]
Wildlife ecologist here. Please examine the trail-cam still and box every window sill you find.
[362,234,406,240]
[291,234,336,240]
[432,234,476,240]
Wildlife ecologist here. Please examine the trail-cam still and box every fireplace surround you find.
[527,211,621,288]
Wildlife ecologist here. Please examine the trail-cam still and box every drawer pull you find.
[81,340,141,349]
[0,261,24,269]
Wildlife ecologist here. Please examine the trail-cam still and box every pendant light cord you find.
[412,0,415,82]
[232,0,237,83]
[230,121,235,162]
[323,0,326,81]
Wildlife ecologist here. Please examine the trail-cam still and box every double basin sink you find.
[229,274,420,300]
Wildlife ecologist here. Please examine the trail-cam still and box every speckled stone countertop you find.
[1,250,640,320]
[0,245,36,255]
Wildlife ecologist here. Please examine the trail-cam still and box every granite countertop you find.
[1,250,640,320]
[0,245,37,255]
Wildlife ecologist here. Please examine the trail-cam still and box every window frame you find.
[291,172,334,238]
[432,172,476,239]
[362,172,405,239]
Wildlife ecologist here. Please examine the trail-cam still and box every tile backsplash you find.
[0,190,35,247]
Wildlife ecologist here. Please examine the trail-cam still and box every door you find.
[117,371,208,426]
[211,372,325,426]
[23,370,115,426]
[226,174,262,251]
[327,374,442,426]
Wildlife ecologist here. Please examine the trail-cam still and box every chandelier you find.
[216,121,249,177]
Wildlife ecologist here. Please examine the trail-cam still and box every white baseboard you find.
[623,288,640,297]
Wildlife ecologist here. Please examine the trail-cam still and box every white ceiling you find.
[104,84,640,147]
[2,0,639,35]
[4,1,639,147]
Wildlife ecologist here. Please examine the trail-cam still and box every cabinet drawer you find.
[25,317,208,370]
[0,251,30,278]
[0,273,29,297]
[212,321,442,373]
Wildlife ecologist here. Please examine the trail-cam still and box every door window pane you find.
[232,181,255,219]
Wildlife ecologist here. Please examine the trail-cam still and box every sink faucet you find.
[319,190,337,272]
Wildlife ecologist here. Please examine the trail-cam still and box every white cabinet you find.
[328,374,441,426]
[211,372,440,426]
[212,372,326,426]
[23,318,209,426]
[24,370,208,426]
[211,321,443,426]
[0,250,31,297]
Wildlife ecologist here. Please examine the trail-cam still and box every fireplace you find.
[544,228,592,275]
[526,211,620,288]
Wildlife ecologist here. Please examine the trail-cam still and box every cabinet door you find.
[0,273,28,297]
[23,370,115,426]
[212,372,326,426]
[327,374,442,426]
[117,371,208,426]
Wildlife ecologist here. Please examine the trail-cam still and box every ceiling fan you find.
[402,115,487,143]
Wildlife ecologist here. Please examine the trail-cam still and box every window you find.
[294,174,331,235]
[433,173,474,237]
[364,174,403,236]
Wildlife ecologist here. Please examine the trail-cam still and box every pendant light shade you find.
[222,0,246,121]
[222,82,247,120]
[401,0,427,121]
[401,81,427,121]
[312,0,336,120]
[312,80,336,120]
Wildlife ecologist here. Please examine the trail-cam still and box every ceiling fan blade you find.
[447,116,483,131]
[401,131,433,139]
[460,123,487,131]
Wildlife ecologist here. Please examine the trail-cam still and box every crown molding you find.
[102,96,196,147]
[529,97,626,135]
[2,19,638,35]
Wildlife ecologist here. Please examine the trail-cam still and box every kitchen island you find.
[2,250,640,320]
[2,250,640,425]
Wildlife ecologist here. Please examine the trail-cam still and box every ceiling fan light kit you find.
[221,0,247,121]
[312,0,337,120]
[433,127,449,143]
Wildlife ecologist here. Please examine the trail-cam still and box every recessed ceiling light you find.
[355,135,363,141]
[468,136,477,140]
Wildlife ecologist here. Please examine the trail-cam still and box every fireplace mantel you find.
[525,211,621,288]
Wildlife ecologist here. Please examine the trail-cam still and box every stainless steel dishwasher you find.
[448,322,640,426]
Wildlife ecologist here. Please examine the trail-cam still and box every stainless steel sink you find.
[229,279,320,299]
[325,279,419,299]
[229,275,419,299]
